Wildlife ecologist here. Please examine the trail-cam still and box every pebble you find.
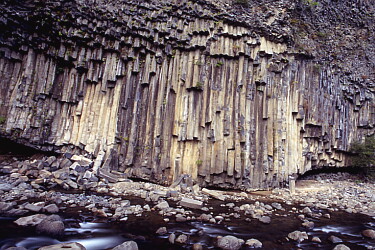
[156,227,167,235]
[362,229,375,239]
[333,244,351,250]
[175,234,188,244]
[245,238,262,248]
[328,235,343,243]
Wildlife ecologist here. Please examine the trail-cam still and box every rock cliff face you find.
[0,0,374,189]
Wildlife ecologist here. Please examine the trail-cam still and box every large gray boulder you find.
[332,244,351,250]
[38,242,86,250]
[111,241,138,250]
[245,238,262,248]
[217,235,244,250]
[36,215,65,237]
[14,214,48,227]
[287,230,308,243]
[362,229,375,239]
[0,183,13,192]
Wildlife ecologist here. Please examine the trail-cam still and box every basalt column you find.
[0,0,373,189]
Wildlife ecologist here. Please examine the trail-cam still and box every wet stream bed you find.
[0,196,374,250]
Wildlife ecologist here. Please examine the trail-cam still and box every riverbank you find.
[0,154,374,249]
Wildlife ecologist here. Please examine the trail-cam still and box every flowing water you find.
[0,201,374,250]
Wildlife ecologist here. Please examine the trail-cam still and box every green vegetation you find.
[315,31,328,38]
[196,160,203,166]
[350,135,375,179]
[350,135,375,167]
[304,0,319,7]
[0,116,6,124]
[216,61,224,67]
[195,81,204,89]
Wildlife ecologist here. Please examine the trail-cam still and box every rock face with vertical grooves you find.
[0,0,374,189]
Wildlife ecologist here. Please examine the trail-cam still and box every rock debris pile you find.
[0,155,374,249]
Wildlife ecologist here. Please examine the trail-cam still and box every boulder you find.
[287,231,308,243]
[155,201,169,210]
[43,204,59,213]
[302,221,315,229]
[14,214,48,226]
[362,229,375,239]
[302,207,312,214]
[332,244,351,250]
[169,233,176,244]
[245,238,262,248]
[328,235,343,243]
[258,216,271,224]
[217,235,244,250]
[179,197,203,209]
[0,183,13,192]
[0,201,14,212]
[25,203,43,212]
[175,234,188,244]
[36,215,65,237]
[271,202,283,210]
[312,236,321,243]
[70,155,93,167]
[38,242,86,250]
[192,243,203,250]
[112,241,138,250]
[175,214,187,222]
[202,188,225,201]
[156,227,167,235]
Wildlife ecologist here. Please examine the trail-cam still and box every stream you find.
[0,199,374,250]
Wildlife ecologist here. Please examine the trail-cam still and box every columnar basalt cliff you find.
[0,0,374,189]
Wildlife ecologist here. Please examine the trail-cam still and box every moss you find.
[0,116,6,125]
[216,61,224,67]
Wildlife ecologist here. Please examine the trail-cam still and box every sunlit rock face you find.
[0,0,374,189]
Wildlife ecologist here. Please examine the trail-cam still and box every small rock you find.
[245,238,262,248]
[332,244,351,250]
[112,241,138,250]
[328,235,343,243]
[14,214,48,227]
[288,231,308,243]
[192,243,203,250]
[176,214,187,222]
[302,207,312,214]
[175,234,188,244]
[271,203,283,210]
[44,204,59,213]
[323,213,331,219]
[198,213,212,222]
[302,221,315,229]
[156,227,167,235]
[217,235,244,250]
[362,229,375,239]
[38,242,86,250]
[0,183,13,192]
[0,202,14,212]
[179,197,203,209]
[312,236,321,243]
[169,233,176,244]
[25,203,42,213]
[155,201,169,210]
[258,216,271,224]
[202,188,226,201]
